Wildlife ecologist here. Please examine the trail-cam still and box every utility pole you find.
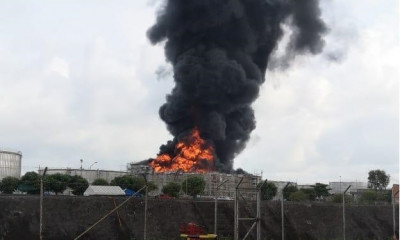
[281,182,290,240]
[142,173,148,240]
[393,189,399,238]
[40,167,48,240]
[343,185,351,240]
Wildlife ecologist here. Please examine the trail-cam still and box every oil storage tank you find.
[0,149,22,180]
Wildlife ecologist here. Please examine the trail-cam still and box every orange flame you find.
[150,127,214,172]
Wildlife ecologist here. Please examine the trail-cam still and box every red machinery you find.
[179,223,216,239]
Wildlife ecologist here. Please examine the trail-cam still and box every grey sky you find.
[0,0,398,185]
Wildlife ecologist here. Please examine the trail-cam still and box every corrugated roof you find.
[83,185,125,196]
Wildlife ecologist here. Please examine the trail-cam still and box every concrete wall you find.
[38,168,128,184]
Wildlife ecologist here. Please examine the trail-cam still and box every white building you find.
[83,185,125,196]
[328,181,369,195]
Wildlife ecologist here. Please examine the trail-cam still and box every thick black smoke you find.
[148,0,327,172]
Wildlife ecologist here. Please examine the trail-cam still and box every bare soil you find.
[0,195,398,240]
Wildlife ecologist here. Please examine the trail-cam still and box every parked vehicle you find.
[216,196,233,201]
[156,194,174,199]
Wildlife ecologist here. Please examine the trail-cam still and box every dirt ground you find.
[0,195,398,240]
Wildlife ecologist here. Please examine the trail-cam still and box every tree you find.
[110,175,145,191]
[130,177,146,191]
[44,173,71,195]
[331,193,352,204]
[289,190,308,201]
[0,176,20,194]
[147,181,158,192]
[368,169,390,191]
[20,171,41,194]
[92,178,109,186]
[162,182,181,198]
[359,190,377,204]
[283,185,298,200]
[258,181,277,200]
[300,188,317,201]
[182,175,206,198]
[69,175,89,195]
[313,183,331,198]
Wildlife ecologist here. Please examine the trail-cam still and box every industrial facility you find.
[0,148,22,180]
[128,162,262,198]
[38,168,128,184]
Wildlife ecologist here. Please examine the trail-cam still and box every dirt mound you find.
[0,195,397,239]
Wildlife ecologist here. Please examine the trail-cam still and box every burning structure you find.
[147,0,327,173]
[129,162,261,198]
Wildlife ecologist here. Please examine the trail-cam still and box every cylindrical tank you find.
[0,149,22,180]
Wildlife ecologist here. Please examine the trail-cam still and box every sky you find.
[0,0,398,186]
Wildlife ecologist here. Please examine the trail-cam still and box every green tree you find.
[289,190,308,201]
[68,175,89,195]
[147,181,158,192]
[92,178,109,186]
[283,185,298,200]
[359,190,378,204]
[258,181,277,200]
[368,169,390,191]
[300,188,317,201]
[162,182,181,198]
[182,176,206,198]
[19,172,41,194]
[110,175,145,191]
[376,190,392,203]
[0,176,20,194]
[313,183,331,198]
[44,173,71,195]
[331,193,352,204]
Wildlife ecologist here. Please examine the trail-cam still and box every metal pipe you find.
[343,185,351,240]
[39,167,47,240]
[257,189,261,240]
[281,198,284,240]
[234,189,239,240]
[142,173,148,240]
[242,222,257,240]
[144,185,148,240]
[89,162,98,170]
[238,218,257,221]
[40,178,43,240]
[214,196,217,234]
[281,182,290,240]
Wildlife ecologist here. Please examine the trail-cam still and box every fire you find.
[150,127,214,172]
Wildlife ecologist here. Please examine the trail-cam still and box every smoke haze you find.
[148,0,327,172]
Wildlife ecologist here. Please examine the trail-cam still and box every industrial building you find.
[128,162,262,198]
[38,168,128,184]
[0,148,22,180]
[328,181,369,195]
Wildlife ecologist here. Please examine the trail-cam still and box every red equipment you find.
[180,222,204,235]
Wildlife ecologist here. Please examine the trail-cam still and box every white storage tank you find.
[0,149,22,180]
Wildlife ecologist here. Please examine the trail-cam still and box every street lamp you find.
[89,162,98,170]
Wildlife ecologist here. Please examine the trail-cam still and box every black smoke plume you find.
[148,0,327,173]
